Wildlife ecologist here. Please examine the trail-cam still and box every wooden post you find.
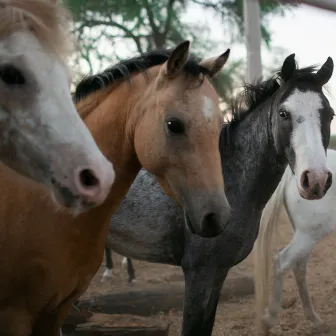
[243,0,262,83]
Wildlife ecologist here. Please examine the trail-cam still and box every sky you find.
[185,3,336,132]
[83,3,336,131]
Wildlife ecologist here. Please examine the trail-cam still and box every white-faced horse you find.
[0,0,115,213]
[97,55,334,336]
[254,148,336,334]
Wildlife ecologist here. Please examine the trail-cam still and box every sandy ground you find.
[82,210,336,336]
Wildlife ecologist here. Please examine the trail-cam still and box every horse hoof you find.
[128,279,137,286]
[312,320,329,333]
[101,269,114,282]
[101,276,113,283]
[260,313,275,335]
[258,322,271,336]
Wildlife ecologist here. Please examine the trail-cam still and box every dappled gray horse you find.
[104,54,334,335]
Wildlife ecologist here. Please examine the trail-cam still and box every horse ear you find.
[281,54,296,81]
[199,49,230,78]
[164,41,190,78]
[315,57,334,86]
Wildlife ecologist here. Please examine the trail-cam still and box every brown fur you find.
[0,46,228,335]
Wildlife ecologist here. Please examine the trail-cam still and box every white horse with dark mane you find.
[254,148,336,334]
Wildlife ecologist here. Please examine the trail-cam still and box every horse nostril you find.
[204,213,216,225]
[326,171,333,191]
[301,170,310,190]
[201,212,222,237]
[79,169,99,188]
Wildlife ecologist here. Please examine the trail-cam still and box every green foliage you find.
[66,0,295,104]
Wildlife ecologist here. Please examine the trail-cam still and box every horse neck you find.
[222,101,286,216]
[76,74,155,235]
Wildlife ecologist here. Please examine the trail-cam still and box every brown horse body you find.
[0,42,231,335]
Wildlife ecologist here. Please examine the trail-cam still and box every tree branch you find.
[73,18,145,54]
[142,0,160,36]
[163,0,176,38]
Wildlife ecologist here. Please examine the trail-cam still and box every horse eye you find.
[166,118,185,134]
[279,109,289,119]
[0,65,25,86]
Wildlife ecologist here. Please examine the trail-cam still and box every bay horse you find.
[100,54,334,335]
[254,148,336,334]
[0,0,114,212]
[0,41,232,336]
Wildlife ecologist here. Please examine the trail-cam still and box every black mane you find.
[220,64,319,154]
[73,49,209,103]
[227,64,318,126]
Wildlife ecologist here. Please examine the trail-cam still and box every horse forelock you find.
[0,0,74,61]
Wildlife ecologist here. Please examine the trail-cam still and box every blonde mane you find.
[0,0,74,60]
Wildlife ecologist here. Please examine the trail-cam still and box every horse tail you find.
[253,167,292,333]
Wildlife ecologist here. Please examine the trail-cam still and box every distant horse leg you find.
[263,231,315,332]
[293,256,324,327]
[31,315,61,336]
[126,258,136,285]
[181,265,228,336]
[101,246,114,282]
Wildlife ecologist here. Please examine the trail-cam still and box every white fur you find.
[0,31,115,212]
[256,149,336,333]
[202,96,213,121]
[122,257,128,268]
[283,89,327,187]
[101,268,113,282]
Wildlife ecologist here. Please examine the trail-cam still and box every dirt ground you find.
[82,210,336,336]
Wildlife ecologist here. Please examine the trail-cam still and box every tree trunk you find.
[243,0,262,83]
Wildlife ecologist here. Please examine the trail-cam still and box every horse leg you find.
[101,246,114,282]
[262,231,315,332]
[126,258,136,285]
[31,315,61,336]
[31,297,75,336]
[293,256,324,328]
[181,264,228,336]
[0,307,33,336]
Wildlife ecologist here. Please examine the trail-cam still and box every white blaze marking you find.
[283,89,327,176]
[0,31,115,206]
[203,96,213,121]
